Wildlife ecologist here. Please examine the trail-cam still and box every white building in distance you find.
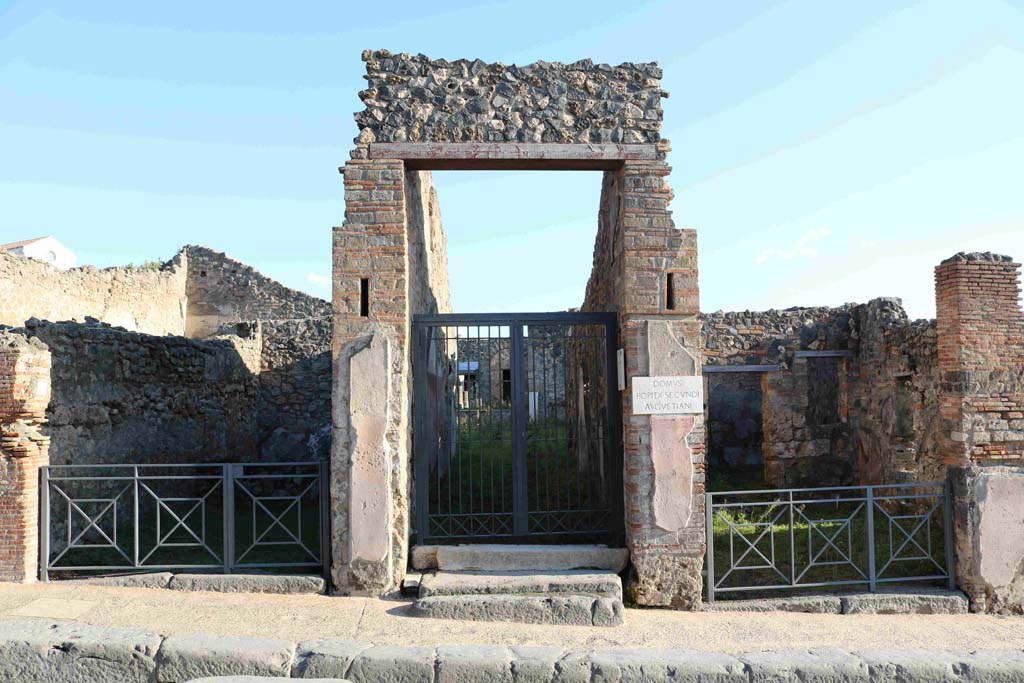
[0,236,77,270]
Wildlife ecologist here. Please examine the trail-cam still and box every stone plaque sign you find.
[631,376,703,415]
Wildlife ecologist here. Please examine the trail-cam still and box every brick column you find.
[936,252,1024,466]
[0,331,51,583]
[617,149,706,609]
[332,157,411,595]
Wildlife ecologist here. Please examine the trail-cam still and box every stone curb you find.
[2,618,1024,682]
[68,572,326,595]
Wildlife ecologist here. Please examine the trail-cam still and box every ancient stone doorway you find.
[705,371,766,491]
[412,312,623,545]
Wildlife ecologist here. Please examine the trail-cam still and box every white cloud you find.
[756,228,831,265]
[306,272,329,289]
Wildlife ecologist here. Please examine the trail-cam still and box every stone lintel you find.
[702,364,781,374]
[792,350,854,358]
[368,143,657,170]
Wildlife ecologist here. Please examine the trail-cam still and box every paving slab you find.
[419,570,622,599]
[704,595,843,614]
[0,618,161,683]
[345,643,435,683]
[186,678,349,682]
[294,639,369,679]
[169,573,326,595]
[840,589,969,614]
[156,633,296,682]
[587,648,748,682]
[855,649,968,682]
[437,644,514,683]
[435,544,629,572]
[411,594,624,626]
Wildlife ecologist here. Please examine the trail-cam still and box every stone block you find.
[434,544,628,572]
[437,645,513,683]
[345,644,435,683]
[411,594,624,626]
[740,648,868,682]
[156,634,295,682]
[168,573,326,595]
[509,646,564,683]
[75,571,174,589]
[410,546,438,570]
[418,570,622,599]
[187,678,349,683]
[840,589,968,615]
[0,618,160,683]
[703,595,842,614]
[293,639,368,679]
[855,650,967,682]
[587,649,747,683]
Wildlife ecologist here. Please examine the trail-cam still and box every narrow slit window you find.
[666,272,676,310]
[359,278,370,317]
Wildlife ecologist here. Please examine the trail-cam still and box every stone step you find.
[419,570,623,600]
[410,593,624,627]
[419,544,629,572]
[703,588,969,615]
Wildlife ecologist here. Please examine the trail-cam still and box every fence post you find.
[223,464,235,574]
[132,466,139,570]
[38,467,49,582]
[705,491,714,603]
[866,486,877,592]
[319,460,331,582]
[788,490,795,587]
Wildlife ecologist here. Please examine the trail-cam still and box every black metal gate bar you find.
[39,461,329,580]
[413,312,622,545]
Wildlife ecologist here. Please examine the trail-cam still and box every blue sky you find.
[2,1,1022,319]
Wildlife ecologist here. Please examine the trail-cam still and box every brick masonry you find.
[0,330,51,582]
[936,252,1024,465]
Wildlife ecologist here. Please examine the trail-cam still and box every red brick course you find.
[936,254,1024,465]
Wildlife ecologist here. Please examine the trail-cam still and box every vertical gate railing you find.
[705,482,954,602]
[40,461,329,580]
[412,312,623,545]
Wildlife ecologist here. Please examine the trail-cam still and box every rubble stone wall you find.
[0,250,187,336]
[354,50,666,147]
[13,320,260,467]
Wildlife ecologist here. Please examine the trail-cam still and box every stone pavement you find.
[3,582,1024,681]
[0,581,1020,652]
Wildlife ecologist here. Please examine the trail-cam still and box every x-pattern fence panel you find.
[40,462,329,580]
[705,482,954,602]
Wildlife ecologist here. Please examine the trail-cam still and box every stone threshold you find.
[62,571,326,595]
[704,588,968,615]
[2,618,1023,682]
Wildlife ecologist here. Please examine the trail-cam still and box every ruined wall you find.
[333,160,453,595]
[0,250,187,336]
[582,152,705,609]
[184,246,331,339]
[936,252,1024,465]
[184,246,334,461]
[354,50,665,146]
[701,307,855,366]
[852,299,942,485]
[15,319,260,467]
[0,330,50,582]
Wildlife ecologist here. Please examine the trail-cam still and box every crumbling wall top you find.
[353,49,666,149]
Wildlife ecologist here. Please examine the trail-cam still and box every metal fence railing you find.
[705,482,954,603]
[40,461,329,580]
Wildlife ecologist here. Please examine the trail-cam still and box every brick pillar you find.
[618,149,706,609]
[332,157,411,595]
[936,252,1024,466]
[0,331,51,583]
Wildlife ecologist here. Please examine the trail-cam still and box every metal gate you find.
[705,482,955,602]
[40,461,329,580]
[413,312,622,544]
